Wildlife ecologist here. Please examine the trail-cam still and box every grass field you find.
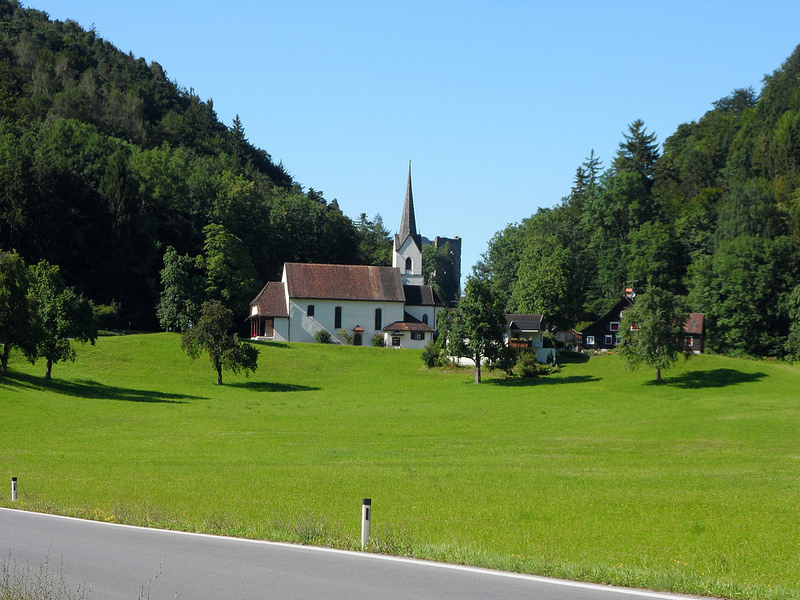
[1,334,799,600]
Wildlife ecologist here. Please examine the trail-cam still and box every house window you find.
[422,313,428,325]
[307,305,315,317]
[334,306,342,329]
[630,323,639,331]
[604,335,613,345]
[609,322,620,332]
[405,257,412,271]
[374,308,382,330]
[392,336,401,346]
[586,335,595,346]
[411,331,425,341]
[615,335,622,345]
[685,336,693,347]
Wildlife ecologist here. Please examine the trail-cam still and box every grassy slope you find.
[1,334,799,600]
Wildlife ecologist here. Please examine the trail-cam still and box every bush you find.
[93,301,121,331]
[372,333,385,347]
[513,351,559,378]
[421,338,447,368]
[314,330,332,344]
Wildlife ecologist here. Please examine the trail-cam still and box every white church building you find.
[247,164,445,348]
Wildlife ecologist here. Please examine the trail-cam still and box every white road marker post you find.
[361,498,371,549]
[11,477,17,501]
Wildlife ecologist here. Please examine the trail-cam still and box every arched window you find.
[422,313,428,325]
[405,257,412,271]
[374,308,382,331]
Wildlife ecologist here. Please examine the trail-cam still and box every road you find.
[1,509,699,600]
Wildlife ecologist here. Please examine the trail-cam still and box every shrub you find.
[372,333,385,347]
[421,338,447,368]
[314,330,332,344]
[513,351,559,378]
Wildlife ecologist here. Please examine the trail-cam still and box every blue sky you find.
[31,1,800,280]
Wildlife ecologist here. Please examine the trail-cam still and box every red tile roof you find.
[284,263,405,302]
[683,313,704,334]
[249,281,288,318]
[383,311,436,332]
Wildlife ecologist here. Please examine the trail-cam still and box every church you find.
[247,164,445,348]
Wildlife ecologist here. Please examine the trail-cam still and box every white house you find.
[247,163,445,348]
[504,313,556,364]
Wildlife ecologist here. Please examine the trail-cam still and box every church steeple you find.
[398,161,419,245]
[393,161,424,285]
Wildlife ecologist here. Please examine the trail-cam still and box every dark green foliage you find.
[619,286,690,383]
[27,258,97,379]
[314,329,332,344]
[512,351,558,378]
[181,299,258,385]
[477,45,800,358]
[421,335,448,368]
[439,277,507,383]
[0,5,369,329]
[422,242,460,307]
[0,248,35,374]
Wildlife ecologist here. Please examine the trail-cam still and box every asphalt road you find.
[1,509,699,600]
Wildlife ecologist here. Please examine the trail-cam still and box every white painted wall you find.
[288,299,405,344]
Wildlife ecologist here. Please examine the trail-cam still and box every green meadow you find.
[1,334,799,600]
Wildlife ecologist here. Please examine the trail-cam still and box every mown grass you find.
[1,334,799,600]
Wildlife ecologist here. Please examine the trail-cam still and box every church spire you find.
[393,161,423,285]
[399,160,418,243]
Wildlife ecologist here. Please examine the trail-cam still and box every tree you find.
[440,277,508,384]
[156,246,203,332]
[181,299,258,385]
[0,250,35,375]
[613,119,660,185]
[619,286,690,383]
[355,213,392,266]
[510,233,580,330]
[200,223,258,319]
[28,260,97,379]
[785,284,800,360]
[422,242,459,307]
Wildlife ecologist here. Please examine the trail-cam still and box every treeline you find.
[476,44,800,358]
[0,1,392,328]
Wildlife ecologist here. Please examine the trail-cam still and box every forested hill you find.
[476,43,800,358]
[0,1,392,327]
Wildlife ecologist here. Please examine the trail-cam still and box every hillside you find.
[2,335,800,599]
[0,1,391,327]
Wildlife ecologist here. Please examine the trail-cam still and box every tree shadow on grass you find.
[227,381,320,393]
[486,375,601,387]
[653,368,767,389]
[1,371,204,403]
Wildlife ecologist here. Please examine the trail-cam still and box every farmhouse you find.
[504,313,556,364]
[581,288,705,353]
[247,163,445,347]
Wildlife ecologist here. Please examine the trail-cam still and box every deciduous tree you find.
[27,260,97,379]
[619,286,690,383]
[440,277,508,384]
[0,250,35,375]
[181,299,258,385]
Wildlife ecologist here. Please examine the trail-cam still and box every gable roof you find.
[403,284,445,307]
[249,281,288,318]
[684,313,704,334]
[284,263,405,302]
[505,313,544,332]
[383,311,436,333]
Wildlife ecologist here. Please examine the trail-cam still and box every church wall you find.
[288,298,404,344]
